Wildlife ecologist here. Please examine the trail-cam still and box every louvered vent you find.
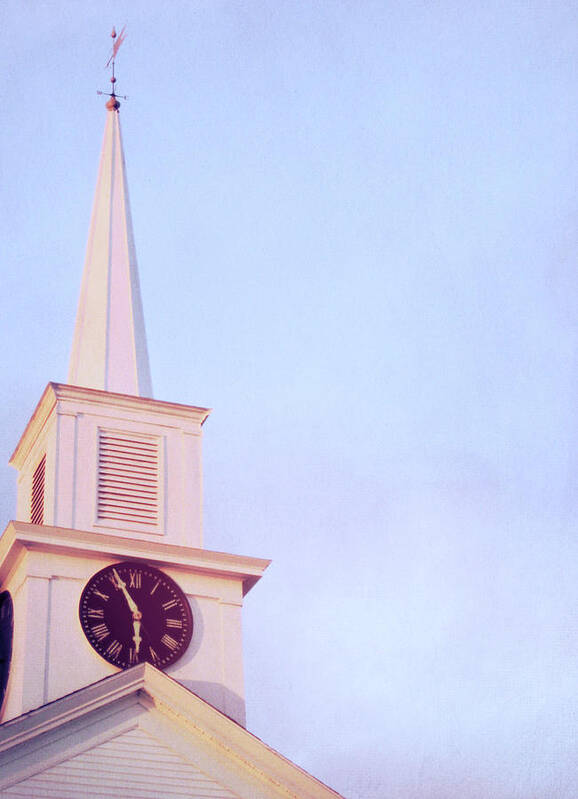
[30,455,46,524]
[97,430,159,527]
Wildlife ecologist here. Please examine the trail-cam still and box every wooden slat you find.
[97,431,159,525]
[30,455,46,525]
[1,728,242,798]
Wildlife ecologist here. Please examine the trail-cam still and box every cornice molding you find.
[10,382,211,470]
[0,521,270,595]
[9,383,57,471]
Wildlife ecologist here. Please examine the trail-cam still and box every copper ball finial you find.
[106,96,121,111]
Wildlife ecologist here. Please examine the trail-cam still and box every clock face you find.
[79,562,193,670]
[0,591,14,712]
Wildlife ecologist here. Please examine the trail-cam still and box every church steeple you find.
[68,34,152,397]
[1,29,268,741]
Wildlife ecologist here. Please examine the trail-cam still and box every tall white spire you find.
[68,103,153,397]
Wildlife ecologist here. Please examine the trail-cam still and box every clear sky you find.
[2,2,578,797]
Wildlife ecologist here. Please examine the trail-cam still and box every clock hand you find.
[112,568,141,616]
[132,618,142,655]
[112,569,144,659]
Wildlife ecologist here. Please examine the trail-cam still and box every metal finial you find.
[97,25,128,110]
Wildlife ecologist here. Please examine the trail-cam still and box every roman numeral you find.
[92,590,109,602]
[92,623,109,641]
[162,599,178,611]
[165,619,183,629]
[129,647,138,665]
[148,647,160,665]
[87,608,105,619]
[105,639,122,659]
[129,570,142,589]
[161,634,179,652]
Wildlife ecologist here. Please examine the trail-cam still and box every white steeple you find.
[68,101,152,397]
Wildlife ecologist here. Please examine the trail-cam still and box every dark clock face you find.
[0,591,14,712]
[79,562,193,670]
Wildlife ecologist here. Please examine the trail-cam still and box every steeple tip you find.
[68,28,150,396]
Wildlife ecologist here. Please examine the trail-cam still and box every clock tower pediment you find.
[0,665,343,799]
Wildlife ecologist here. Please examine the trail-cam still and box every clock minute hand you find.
[112,568,140,616]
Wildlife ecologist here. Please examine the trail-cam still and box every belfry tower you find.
[0,32,343,799]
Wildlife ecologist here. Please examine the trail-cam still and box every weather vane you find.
[97,26,128,110]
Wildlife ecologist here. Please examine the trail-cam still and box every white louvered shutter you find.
[97,430,159,527]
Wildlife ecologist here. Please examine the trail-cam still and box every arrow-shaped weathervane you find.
[98,26,128,107]
[106,25,126,68]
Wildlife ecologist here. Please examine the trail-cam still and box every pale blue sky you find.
[2,2,578,797]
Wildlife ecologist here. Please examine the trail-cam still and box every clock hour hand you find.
[132,618,142,655]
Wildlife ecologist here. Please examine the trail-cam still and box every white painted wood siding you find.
[0,728,242,798]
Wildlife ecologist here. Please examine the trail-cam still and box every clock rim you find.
[78,561,193,671]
